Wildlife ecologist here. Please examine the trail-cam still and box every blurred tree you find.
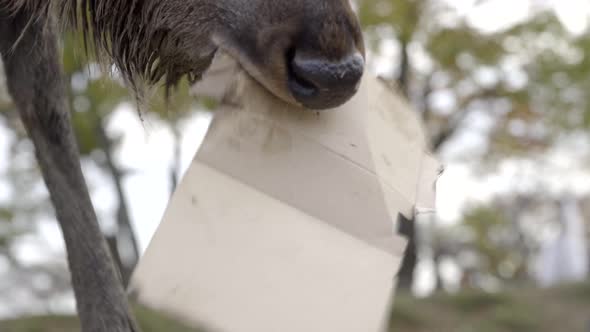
[359,0,509,291]
[446,192,589,290]
[358,0,590,291]
[0,28,204,312]
[63,32,200,284]
[455,203,530,288]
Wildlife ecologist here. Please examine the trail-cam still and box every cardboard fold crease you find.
[130,54,441,332]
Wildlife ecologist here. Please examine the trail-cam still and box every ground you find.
[389,281,590,332]
[0,304,206,332]
[1,282,589,332]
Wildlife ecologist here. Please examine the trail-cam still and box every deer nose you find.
[287,52,364,110]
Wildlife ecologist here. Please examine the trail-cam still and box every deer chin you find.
[210,24,365,111]
[211,33,303,108]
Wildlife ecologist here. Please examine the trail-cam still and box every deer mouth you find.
[286,48,319,101]
[210,32,364,110]
[285,47,364,110]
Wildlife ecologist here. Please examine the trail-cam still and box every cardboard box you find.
[129,55,441,332]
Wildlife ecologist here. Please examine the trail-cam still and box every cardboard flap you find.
[192,54,441,222]
[130,53,441,332]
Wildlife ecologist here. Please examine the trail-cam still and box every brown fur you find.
[0,1,364,331]
[3,0,364,104]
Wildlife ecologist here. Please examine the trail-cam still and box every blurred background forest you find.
[1,0,590,331]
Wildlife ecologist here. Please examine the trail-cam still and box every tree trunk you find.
[397,40,410,98]
[395,39,418,290]
[397,214,417,290]
[94,114,140,287]
[169,121,182,196]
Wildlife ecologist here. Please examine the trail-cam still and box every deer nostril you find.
[286,48,319,100]
[287,51,364,110]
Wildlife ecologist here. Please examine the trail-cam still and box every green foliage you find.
[133,304,207,332]
[359,0,424,41]
[358,0,590,162]
[0,304,206,332]
[426,27,504,70]
[0,206,13,221]
[0,28,207,310]
[387,296,425,328]
[559,282,590,303]
[444,289,511,313]
[458,205,526,282]
[390,282,590,332]
[491,306,538,332]
[0,315,77,332]
[61,31,201,157]
[61,32,129,155]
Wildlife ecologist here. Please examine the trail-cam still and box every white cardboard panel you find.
[130,55,440,332]
[131,163,403,332]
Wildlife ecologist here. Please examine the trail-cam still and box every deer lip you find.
[286,61,358,110]
[287,62,319,99]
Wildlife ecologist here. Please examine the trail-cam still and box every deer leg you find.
[0,9,140,332]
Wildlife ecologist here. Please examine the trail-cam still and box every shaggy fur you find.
[0,1,364,331]
[2,0,364,104]
[3,0,222,97]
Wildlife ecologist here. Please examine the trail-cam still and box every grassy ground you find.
[2,282,589,332]
[0,304,206,332]
[389,281,590,332]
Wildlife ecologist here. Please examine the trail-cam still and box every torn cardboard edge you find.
[192,53,442,223]
[129,53,442,332]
